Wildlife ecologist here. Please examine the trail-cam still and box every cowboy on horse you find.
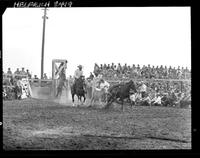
[71,65,86,106]
[73,65,83,87]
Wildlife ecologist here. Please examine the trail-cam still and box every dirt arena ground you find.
[3,98,191,150]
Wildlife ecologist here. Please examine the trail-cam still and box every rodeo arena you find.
[3,60,191,150]
[3,7,192,150]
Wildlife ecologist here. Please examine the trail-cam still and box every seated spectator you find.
[151,93,162,106]
[33,75,39,83]
[161,93,170,107]
[140,93,151,106]
[130,92,142,106]
[179,92,191,108]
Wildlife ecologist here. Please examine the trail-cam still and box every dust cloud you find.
[30,84,91,106]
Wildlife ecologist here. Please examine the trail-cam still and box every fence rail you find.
[105,78,191,83]
[3,73,28,78]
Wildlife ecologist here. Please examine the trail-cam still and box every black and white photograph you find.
[2,4,191,150]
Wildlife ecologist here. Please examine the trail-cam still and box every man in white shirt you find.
[139,81,147,98]
[74,65,83,79]
[151,93,162,106]
[72,65,84,91]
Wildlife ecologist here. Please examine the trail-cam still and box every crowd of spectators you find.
[128,80,191,108]
[3,67,50,86]
[92,63,191,108]
[3,67,49,80]
[3,67,32,79]
[93,63,191,80]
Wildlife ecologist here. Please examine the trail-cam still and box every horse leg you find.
[120,98,124,111]
[77,95,80,106]
[80,95,82,105]
[104,96,114,109]
[83,94,86,105]
[99,94,102,107]
[80,95,84,105]
[72,93,75,106]
[89,90,95,107]
[89,95,94,107]
[56,89,59,98]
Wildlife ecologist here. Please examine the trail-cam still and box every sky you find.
[3,7,191,78]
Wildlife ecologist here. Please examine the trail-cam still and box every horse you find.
[71,76,86,106]
[105,80,137,111]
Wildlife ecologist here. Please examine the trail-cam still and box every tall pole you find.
[41,7,48,79]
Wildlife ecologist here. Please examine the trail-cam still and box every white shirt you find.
[153,96,162,104]
[140,84,147,92]
[143,96,151,104]
[130,93,142,102]
[74,69,83,79]
[99,81,110,92]
[130,94,136,102]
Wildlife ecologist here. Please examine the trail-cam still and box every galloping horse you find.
[71,76,86,106]
[105,80,137,111]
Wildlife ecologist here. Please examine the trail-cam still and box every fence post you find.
[181,81,183,93]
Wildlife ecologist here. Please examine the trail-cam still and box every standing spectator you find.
[122,63,128,74]
[103,64,107,70]
[89,72,94,80]
[117,63,122,76]
[20,67,27,76]
[14,68,21,80]
[127,65,131,76]
[7,68,12,74]
[33,75,39,83]
[136,64,141,78]
[138,81,147,98]
[140,65,145,79]
[100,64,103,70]
[43,73,48,79]
[163,66,168,79]
[111,63,115,70]
[150,66,156,79]
[14,68,20,75]
[107,64,111,70]
[93,63,100,77]
[6,68,12,78]
[26,69,32,79]
[7,68,12,75]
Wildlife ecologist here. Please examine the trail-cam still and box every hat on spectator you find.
[78,65,82,68]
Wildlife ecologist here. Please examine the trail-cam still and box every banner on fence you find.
[20,78,33,99]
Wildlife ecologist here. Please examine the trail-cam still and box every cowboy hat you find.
[77,65,82,68]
